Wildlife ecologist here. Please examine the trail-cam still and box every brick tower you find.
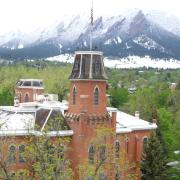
[65,51,116,179]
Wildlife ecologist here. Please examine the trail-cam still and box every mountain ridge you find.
[0,9,180,60]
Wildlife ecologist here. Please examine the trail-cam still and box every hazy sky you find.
[0,0,180,34]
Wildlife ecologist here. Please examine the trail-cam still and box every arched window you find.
[94,87,99,105]
[88,145,95,164]
[10,172,16,180]
[72,86,77,105]
[87,176,94,180]
[8,145,16,163]
[115,172,120,180]
[99,173,106,180]
[58,145,64,160]
[48,145,56,164]
[19,144,26,163]
[126,137,129,154]
[115,140,120,158]
[24,94,29,102]
[143,137,148,151]
[99,145,106,162]
[18,171,26,180]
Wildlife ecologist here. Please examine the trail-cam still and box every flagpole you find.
[90,0,93,51]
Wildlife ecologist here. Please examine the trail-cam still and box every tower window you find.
[88,145,95,164]
[8,145,16,163]
[19,144,26,163]
[24,94,29,102]
[72,86,77,105]
[94,87,99,105]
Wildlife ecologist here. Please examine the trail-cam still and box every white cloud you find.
[0,0,179,34]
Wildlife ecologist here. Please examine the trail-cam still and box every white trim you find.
[16,87,44,90]
[75,51,103,56]
[0,130,74,137]
[89,53,93,79]
[40,108,53,131]
[78,54,83,78]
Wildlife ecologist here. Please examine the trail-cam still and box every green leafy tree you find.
[26,115,73,180]
[109,88,129,108]
[157,108,173,149]
[141,132,168,180]
[0,87,14,106]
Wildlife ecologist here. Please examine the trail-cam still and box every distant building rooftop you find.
[16,79,44,88]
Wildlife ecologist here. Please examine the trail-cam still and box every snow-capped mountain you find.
[1,9,180,60]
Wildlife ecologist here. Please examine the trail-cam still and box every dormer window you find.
[94,87,99,105]
[72,86,77,105]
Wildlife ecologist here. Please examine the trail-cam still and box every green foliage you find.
[129,88,156,121]
[157,108,174,148]
[0,61,71,106]
[141,133,169,180]
[0,87,14,105]
[25,114,73,179]
[109,88,128,108]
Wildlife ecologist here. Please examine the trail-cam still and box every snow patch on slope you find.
[104,56,180,69]
[104,36,122,45]
[46,54,74,63]
[133,35,165,52]
[46,54,180,69]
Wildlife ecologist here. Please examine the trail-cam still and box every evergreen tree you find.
[141,132,168,180]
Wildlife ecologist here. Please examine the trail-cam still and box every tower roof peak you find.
[69,51,107,80]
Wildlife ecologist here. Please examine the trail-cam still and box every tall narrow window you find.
[143,137,148,152]
[10,172,16,180]
[58,145,64,160]
[72,86,76,105]
[99,145,106,162]
[24,94,29,102]
[48,145,56,164]
[8,145,16,163]
[19,145,26,163]
[99,173,106,180]
[115,172,120,180]
[88,145,95,164]
[94,87,99,105]
[115,141,120,158]
[19,171,26,180]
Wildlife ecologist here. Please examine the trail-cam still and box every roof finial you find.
[90,0,93,51]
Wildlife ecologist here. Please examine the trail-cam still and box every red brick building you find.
[0,51,157,179]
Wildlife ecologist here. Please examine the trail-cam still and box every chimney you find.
[14,96,20,107]
[152,119,157,123]
[135,111,140,119]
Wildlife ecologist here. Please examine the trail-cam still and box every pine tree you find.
[141,132,168,180]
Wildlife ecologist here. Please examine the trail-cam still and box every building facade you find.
[0,51,157,180]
